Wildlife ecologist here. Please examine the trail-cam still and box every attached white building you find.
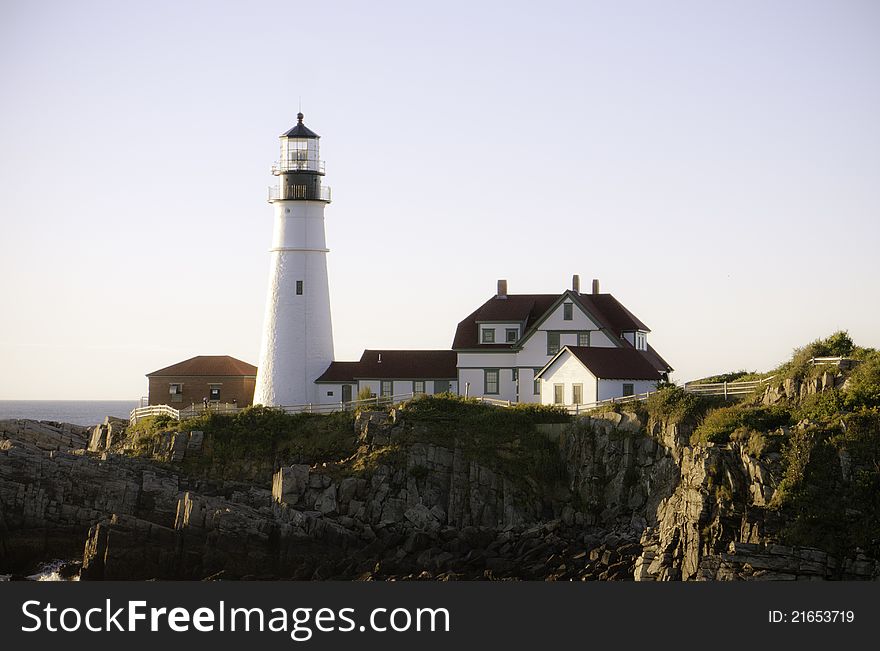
[452,276,672,405]
[315,350,458,406]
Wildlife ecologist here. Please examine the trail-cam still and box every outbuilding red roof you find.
[147,355,258,377]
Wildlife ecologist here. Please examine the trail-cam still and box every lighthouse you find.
[253,113,334,407]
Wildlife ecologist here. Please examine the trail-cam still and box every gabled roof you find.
[281,112,320,139]
[452,294,557,349]
[315,350,457,383]
[577,293,649,332]
[147,355,258,377]
[536,346,663,381]
[452,291,649,350]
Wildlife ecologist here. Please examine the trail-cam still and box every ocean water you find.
[0,400,138,426]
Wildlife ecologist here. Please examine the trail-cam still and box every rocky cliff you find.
[2,358,878,580]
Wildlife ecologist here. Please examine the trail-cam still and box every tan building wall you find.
[148,375,256,408]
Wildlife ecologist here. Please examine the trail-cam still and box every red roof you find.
[539,346,663,380]
[147,355,258,377]
[316,350,457,382]
[452,291,649,350]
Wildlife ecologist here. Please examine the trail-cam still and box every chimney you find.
[497,279,508,299]
[572,274,580,293]
[592,278,600,294]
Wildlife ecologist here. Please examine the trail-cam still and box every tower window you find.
[296,280,303,295]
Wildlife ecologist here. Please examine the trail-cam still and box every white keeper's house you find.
[314,274,671,408]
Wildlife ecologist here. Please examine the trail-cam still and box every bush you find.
[776,331,855,380]
[844,352,880,410]
[646,386,716,424]
[692,404,792,445]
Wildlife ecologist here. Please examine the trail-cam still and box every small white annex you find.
[535,346,662,406]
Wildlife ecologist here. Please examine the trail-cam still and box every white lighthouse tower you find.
[254,113,334,407]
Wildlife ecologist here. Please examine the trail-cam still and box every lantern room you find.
[275,112,323,174]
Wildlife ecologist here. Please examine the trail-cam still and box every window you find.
[327,390,334,397]
[636,332,647,351]
[484,369,499,395]
[533,369,542,395]
[481,328,495,343]
[506,328,518,343]
[209,386,221,401]
[511,368,518,382]
[547,331,560,355]
[287,184,308,198]
[572,384,583,405]
[381,380,393,397]
[169,383,183,403]
[553,384,564,404]
[578,331,590,347]
[623,383,634,397]
[296,280,303,295]
[434,380,449,394]
[413,380,425,395]
[563,303,573,321]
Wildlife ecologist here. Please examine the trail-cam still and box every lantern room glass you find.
[281,137,319,172]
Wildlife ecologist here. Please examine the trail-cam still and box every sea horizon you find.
[0,400,139,427]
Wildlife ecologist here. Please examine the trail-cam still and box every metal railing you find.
[272,159,325,174]
[267,185,332,202]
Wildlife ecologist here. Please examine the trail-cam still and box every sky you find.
[1,0,878,400]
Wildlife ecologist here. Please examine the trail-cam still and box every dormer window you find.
[636,332,647,351]
[481,328,496,343]
[506,328,518,343]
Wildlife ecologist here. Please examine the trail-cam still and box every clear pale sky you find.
[1,0,878,400]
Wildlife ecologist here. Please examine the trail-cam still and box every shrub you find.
[692,404,792,445]
[776,331,855,380]
[844,352,880,410]
[646,386,716,424]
